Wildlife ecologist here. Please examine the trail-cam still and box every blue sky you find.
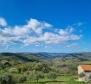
[0,0,91,53]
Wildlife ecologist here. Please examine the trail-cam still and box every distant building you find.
[78,65,91,82]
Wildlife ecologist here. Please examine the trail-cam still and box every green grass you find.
[24,75,91,84]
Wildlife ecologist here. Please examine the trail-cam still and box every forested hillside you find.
[0,52,91,84]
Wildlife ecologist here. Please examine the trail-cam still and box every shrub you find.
[31,70,44,83]
[34,62,51,73]
[47,72,58,80]
[8,68,18,73]
[0,74,16,84]
[79,73,85,77]
[18,75,27,83]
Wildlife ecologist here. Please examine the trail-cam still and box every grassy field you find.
[23,75,91,84]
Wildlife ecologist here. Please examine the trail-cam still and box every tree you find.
[0,74,16,84]
[18,75,27,83]
[89,75,91,81]
[79,72,85,78]
[0,60,11,69]
[47,72,58,80]
[32,70,44,83]
[34,62,50,73]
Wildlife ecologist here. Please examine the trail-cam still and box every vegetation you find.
[79,73,85,78]
[0,52,91,84]
[0,74,16,84]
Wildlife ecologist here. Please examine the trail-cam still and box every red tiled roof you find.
[80,65,91,71]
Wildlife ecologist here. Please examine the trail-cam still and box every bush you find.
[8,68,18,73]
[47,72,58,80]
[0,74,16,84]
[18,75,27,83]
[31,70,44,83]
[0,60,11,69]
[34,62,51,73]
[79,73,85,77]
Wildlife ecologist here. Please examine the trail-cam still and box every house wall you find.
[78,66,86,81]
[78,66,91,81]
[78,66,84,74]
[85,72,91,76]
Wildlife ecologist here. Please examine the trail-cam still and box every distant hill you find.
[0,52,91,62]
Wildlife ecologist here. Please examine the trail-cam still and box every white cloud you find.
[0,17,7,26]
[26,18,52,34]
[0,18,82,47]
[66,43,80,48]
[59,29,68,36]
[35,44,40,46]
[70,34,81,40]
[23,36,39,45]
[12,26,29,36]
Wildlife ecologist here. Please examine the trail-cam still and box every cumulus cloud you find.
[0,17,7,26]
[27,18,52,34]
[0,18,81,47]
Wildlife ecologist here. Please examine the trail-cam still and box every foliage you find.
[32,70,44,82]
[34,62,51,73]
[18,75,27,83]
[0,52,91,83]
[79,73,85,77]
[0,74,16,84]
[89,75,91,80]
[8,68,18,73]
[47,72,58,80]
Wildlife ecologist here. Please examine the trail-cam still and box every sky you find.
[0,0,91,53]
